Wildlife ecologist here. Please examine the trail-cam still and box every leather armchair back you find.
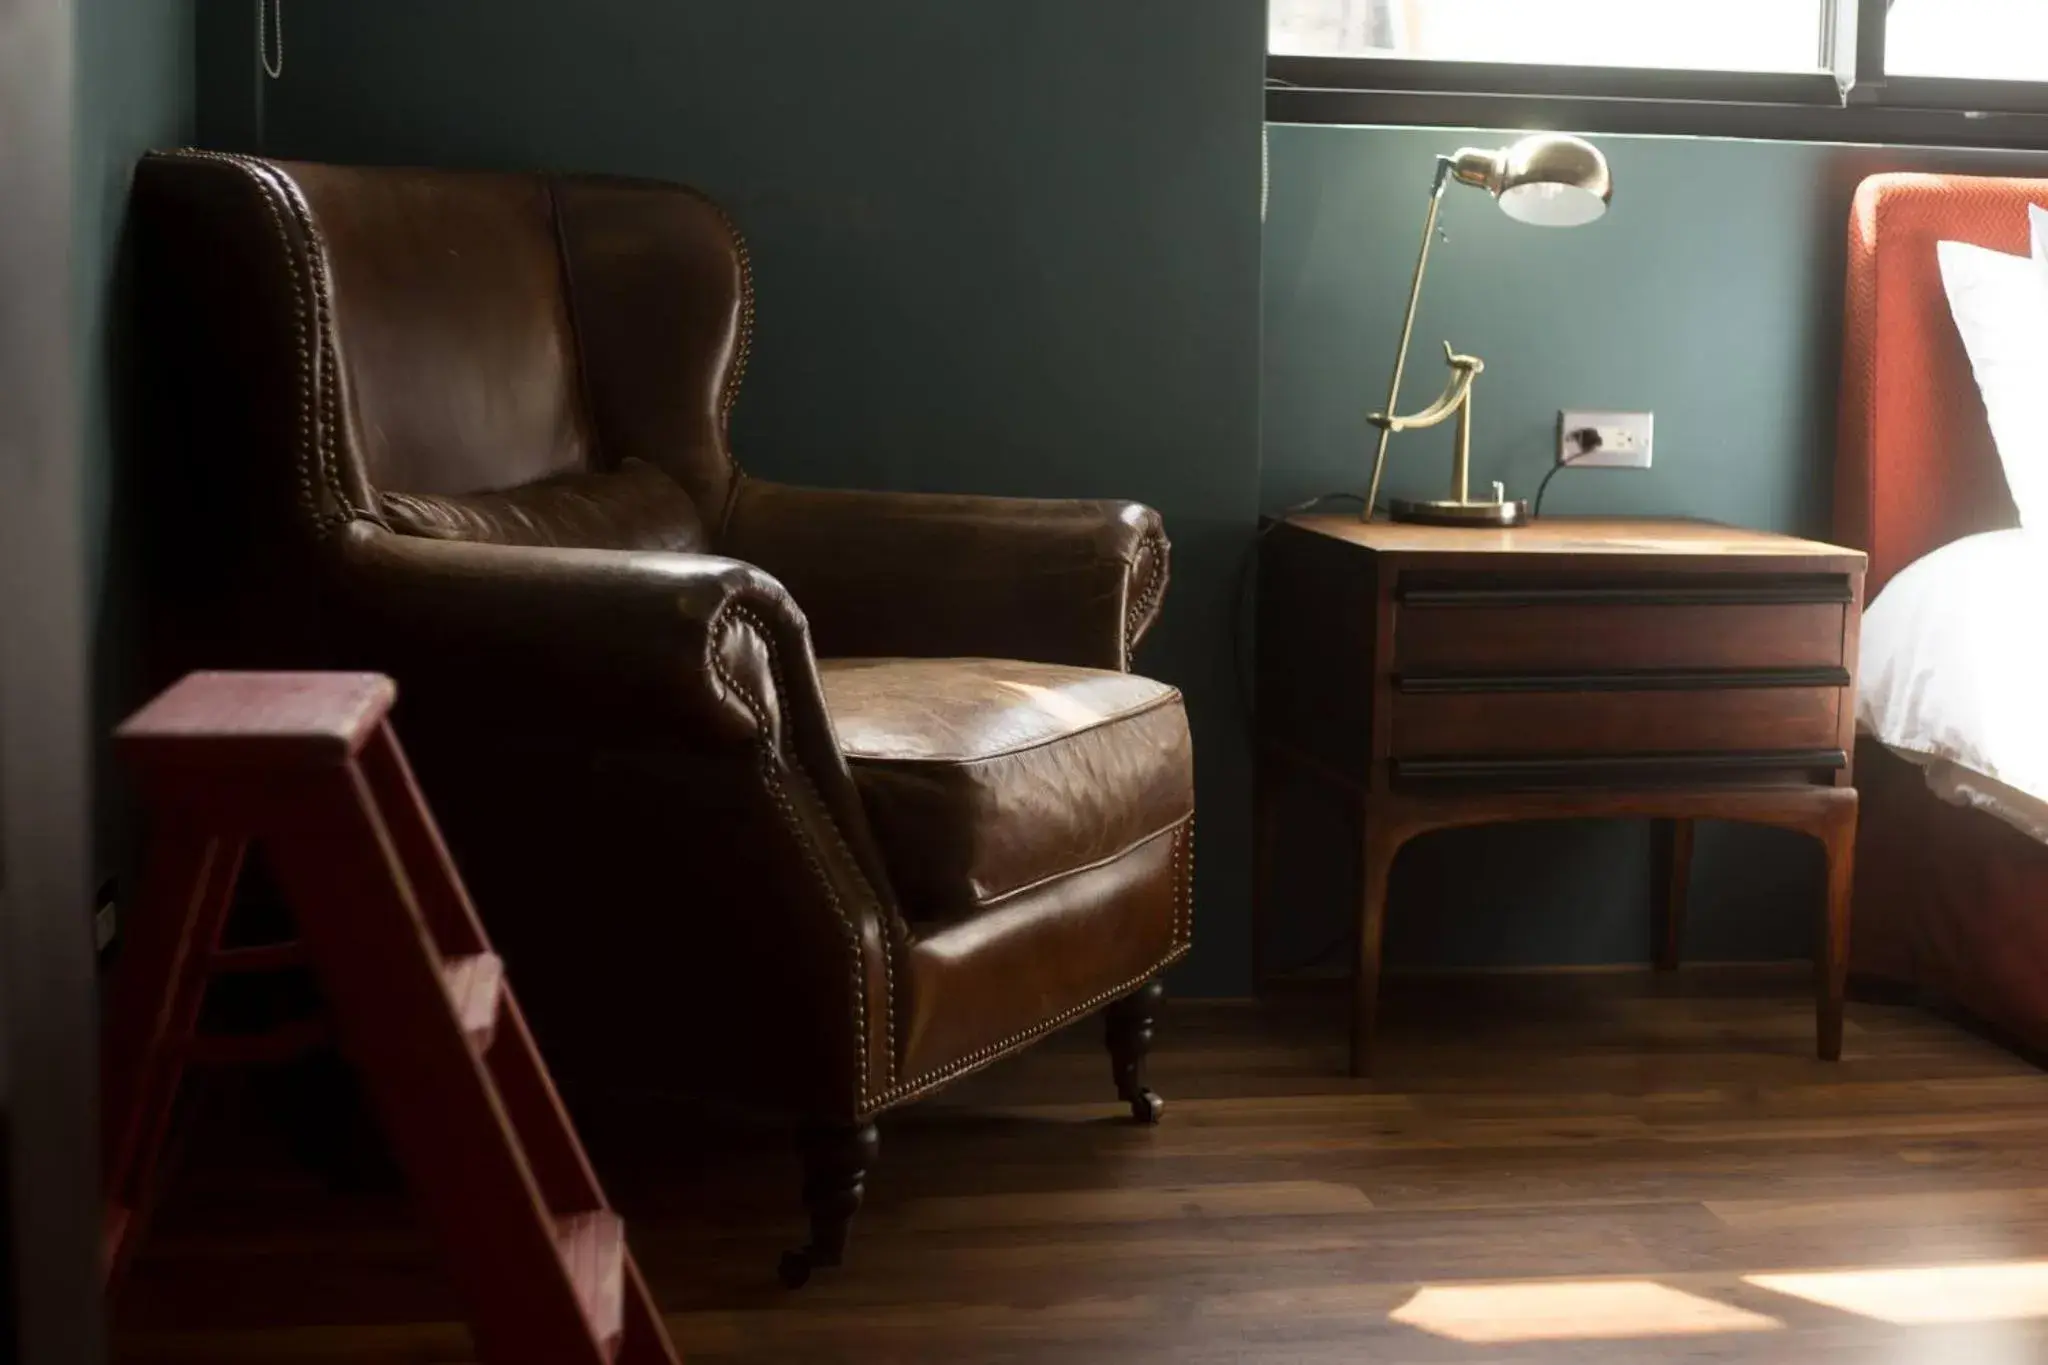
[309,167,598,500]
[135,154,748,553]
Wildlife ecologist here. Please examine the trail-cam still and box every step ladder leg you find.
[357,723,677,1361]
[262,758,625,1365]
[616,1255,679,1365]
[486,993,610,1213]
[354,720,490,953]
[358,721,614,1214]
[100,828,246,1287]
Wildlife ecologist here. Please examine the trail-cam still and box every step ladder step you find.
[441,953,504,1053]
[209,941,311,974]
[181,1016,332,1067]
[555,1210,625,1355]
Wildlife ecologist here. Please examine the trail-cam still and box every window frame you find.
[1268,0,2048,149]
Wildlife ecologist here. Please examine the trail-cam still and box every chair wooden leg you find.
[780,1121,879,1288]
[1106,978,1166,1124]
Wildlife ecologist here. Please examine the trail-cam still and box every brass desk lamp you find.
[1365,133,1612,526]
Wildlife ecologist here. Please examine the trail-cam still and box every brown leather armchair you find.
[132,152,1193,1282]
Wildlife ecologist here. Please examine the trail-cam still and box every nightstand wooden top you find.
[1282,514,1865,572]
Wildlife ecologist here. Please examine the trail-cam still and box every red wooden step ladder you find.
[101,671,681,1365]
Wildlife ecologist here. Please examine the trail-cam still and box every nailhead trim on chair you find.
[632,179,754,437]
[711,603,898,1107]
[171,151,361,538]
[786,757,902,1089]
[713,203,755,435]
[858,818,1193,1116]
[253,156,358,533]
[1179,810,1196,949]
[1123,527,1170,667]
[169,152,321,532]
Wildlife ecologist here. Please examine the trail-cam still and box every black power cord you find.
[1533,427,1604,518]
[1231,491,1368,735]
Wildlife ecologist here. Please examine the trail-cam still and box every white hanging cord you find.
[259,0,284,80]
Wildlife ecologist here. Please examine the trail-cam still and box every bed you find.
[1839,172,2048,1051]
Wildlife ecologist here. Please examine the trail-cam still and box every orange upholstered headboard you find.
[1837,173,2048,597]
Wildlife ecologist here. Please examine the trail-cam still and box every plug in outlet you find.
[1559,410,1654,469]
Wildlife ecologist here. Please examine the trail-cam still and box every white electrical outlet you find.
[1558,410,1654,469]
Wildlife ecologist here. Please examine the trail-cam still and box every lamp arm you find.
[1370,360,1476,433]
[1364,157,1456,520]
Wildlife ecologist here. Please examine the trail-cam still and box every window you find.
[1268,0,2048,148]
[1270,0,1828,74]
[1886,0,2048,82]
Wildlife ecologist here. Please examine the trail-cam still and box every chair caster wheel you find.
[1127,1088,1165,1125]
[778,1248,814,1289]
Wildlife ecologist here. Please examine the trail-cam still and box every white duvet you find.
[1858,528,2048,843]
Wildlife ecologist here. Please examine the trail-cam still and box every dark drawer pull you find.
[1395,749,1848,784]
[1397,667,1851,695]
[1400,583,1853,607]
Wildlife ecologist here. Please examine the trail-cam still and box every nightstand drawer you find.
[1396,601,1847,674]
[1391,685,1844,757]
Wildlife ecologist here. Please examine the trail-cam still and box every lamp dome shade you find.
[1497,134,1612,226]
[1454,134,1612,228]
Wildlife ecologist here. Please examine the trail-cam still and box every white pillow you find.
[1938,233,2048,527]
[1860,528,2048,841]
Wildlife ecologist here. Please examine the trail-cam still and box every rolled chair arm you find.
[331,523,904,1115]
[719,478,1170,670]
[333,522,834,755]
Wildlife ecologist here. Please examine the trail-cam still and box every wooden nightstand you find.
[1254,516,1865,1076]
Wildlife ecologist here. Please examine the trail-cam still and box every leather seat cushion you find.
[817,658,1192,921]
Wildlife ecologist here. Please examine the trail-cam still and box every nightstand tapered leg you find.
[1652,818,1694,972]
[1816,795,1858,1062]
[1253,747,1279,996]
[1353,807,1403,1079]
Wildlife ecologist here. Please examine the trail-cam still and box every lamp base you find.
[1388,497,1531,528]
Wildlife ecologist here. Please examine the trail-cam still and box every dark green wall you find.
[195,0,1268,995]
[76,0,195,879]
[189,5,2048,981]
[1263,125,2048,971]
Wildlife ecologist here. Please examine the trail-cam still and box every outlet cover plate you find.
[1559,410,1653,469]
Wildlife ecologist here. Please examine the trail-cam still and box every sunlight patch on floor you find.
[1748,1260,2048,1326]
[1390,1279,1783,1343]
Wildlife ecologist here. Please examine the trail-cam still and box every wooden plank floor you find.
[111,968,2048,1363]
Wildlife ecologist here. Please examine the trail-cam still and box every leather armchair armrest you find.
[333,522,835,756]
[719,478,1169,670]
[332,524,898,898]
[332,523,904,1116]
